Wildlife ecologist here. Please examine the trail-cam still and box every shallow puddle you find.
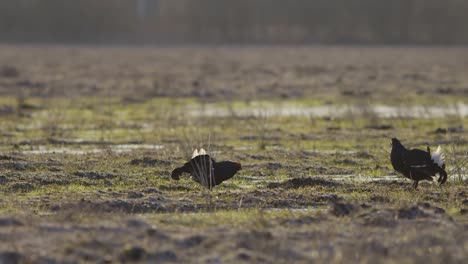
[16,144,164,155]
[189,103,468,118]
[265,207,324,213]
[326,174,398,182]
[324,173,467,182]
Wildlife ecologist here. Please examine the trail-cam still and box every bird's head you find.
[233,162,242,172]
[391,137,405,150]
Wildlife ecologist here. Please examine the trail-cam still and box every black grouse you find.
[390,138,447,189]
[171,149,241,189]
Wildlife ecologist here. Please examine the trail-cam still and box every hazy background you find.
[1,0,467,45]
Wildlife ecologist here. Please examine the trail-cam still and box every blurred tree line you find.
[0,0,467,44]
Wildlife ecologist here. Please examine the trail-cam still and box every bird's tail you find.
[431,146,445,167]
[435,165,448,184]
[171,167,185,180]
[430,145,447,184]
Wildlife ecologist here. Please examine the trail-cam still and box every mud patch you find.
[177,235,206,248]
[397,203,448,220]
[281,215,321,226]
[0,176,9,184]
[332,202,455,226]
[268,177,341,189]
[231,189,340,210]
[119,246,147,262]
[73,171,116,180]
[159,185,192,192]
[130,157,171,166]
[307,166,355,175]
[369,195,392,203]
[57,198,167,214]
[150,250,178,262]
[330,202,365,217]
[462,199,468,206]
[7,182,35,193]
[359,209,398,227]
[0,155,25,161]
[0,162,31,171]
[0,65,20,78]
[0,252,23,264]
[365,124,393,130]
[0,217,23,227]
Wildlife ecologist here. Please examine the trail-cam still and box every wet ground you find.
[0,46,467,263]
[189,102,468,118]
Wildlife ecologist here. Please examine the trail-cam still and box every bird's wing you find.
[406,149,431,164]
[409,164,433,179]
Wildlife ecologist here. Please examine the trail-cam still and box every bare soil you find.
[1,45,468,101]
[0,45,467,263]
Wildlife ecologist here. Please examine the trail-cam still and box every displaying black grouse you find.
[171,149,242,189]
[390,138,447,189]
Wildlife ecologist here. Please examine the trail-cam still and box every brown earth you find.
[1,45,468,101]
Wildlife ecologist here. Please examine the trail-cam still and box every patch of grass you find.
[0,94,466,262]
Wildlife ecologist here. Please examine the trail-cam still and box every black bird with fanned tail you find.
[390,138,447,189]
[171,149,241,189]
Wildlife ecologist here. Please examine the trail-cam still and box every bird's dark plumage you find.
[171,149,241,190]
[390,138,447,189]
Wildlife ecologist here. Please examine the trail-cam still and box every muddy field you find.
[0,46,467,263]
[1,45,468,101]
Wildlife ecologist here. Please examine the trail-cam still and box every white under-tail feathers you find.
[192,148,207,158]
[431,146,444,167]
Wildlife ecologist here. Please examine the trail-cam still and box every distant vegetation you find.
[1,0,468,44]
